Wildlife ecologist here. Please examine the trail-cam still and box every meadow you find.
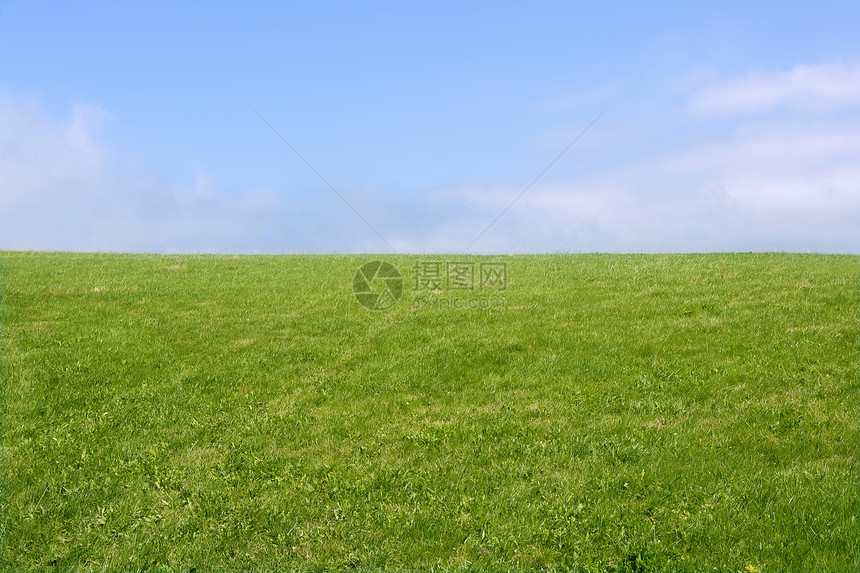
[0,252,857,572]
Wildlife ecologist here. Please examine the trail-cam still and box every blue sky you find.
[2,1,859,253]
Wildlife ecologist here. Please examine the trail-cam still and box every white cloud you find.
[689,63,860,116]
[659,123,860,220]
[3,66,860,255]
[406,118,860,253]
[0,95,109,211]
[382,64,859,254]
[0,93,310,252]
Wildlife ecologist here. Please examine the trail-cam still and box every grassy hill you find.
[1,252,857,572]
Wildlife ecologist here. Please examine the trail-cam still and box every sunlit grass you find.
[1,252,858,572]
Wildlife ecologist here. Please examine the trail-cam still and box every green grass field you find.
[1,252,857,572]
